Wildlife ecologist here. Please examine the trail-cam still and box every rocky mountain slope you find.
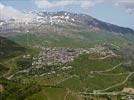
[0,11,134,35]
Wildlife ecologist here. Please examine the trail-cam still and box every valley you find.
[0,44,134,100]
[0,11,134,100]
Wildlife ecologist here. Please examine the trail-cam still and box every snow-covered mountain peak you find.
[0,11,134,35]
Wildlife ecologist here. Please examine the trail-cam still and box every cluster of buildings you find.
[23,45,117,75]
[89,45,116,56]
[31,46,117,69]
[32,47,89,69]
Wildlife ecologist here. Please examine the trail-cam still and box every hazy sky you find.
[0,0,134,29]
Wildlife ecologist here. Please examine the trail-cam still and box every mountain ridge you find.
[0,11,134,35]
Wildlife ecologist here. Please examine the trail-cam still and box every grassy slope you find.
[0,36,25,59]
[1,53,133,100]
[21,53,133,99]
[0,78,41,100]
[0,36,26,77]
[69,54,123,75]
[1,32,134,99]
[25,87,83,100]
[77,32,129,46]
[58,54,133,92]
[8,32,132,48]
[8,33,89,48]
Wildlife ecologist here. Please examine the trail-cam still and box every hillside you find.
[0,11,134,49]
[1,48,133,100]
[0,11,134,35]
[0,11,134,100]
[8,31,132,48]
[0,36,25,59]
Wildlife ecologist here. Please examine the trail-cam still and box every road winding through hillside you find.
[91,63,122,73]
[96,72,134,92]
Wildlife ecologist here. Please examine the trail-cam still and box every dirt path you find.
[99,55,111,60]
[63,88,70,100]
[96,72,134,92]
[89,55,111,60]
[56,75,78,85]
[92,63,122,73]
[0,84,4,92]
[2,56,21,78]
[6,69,28,80]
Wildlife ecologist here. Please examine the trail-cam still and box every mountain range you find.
[0,11,134,48]
[0,11,134,35]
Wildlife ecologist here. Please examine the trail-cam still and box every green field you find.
[25,87,83,100]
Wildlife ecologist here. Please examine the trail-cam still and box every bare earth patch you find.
[0,84,4,92]
[122,87,134,94]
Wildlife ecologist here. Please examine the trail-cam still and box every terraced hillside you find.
[1,46,133,100]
